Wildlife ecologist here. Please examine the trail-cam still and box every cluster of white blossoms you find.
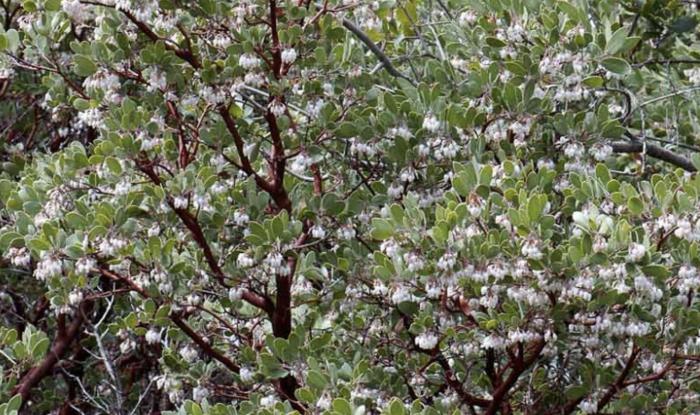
[676,265,700,297]
[34,252,63,281]
[458,10,478,26]
[422,113,441,132]
[239,54,261,70]
[82,70,122,104]
[179,345,199,363]
[626,242,647,263]
[77,108,105,129]
[98,237,127,257]
[5,246,31,267]
[62,0,91,23]
[414,332,439,350]
[685,68,700,86]
[75,256,96,276]
[236,252,255,268]
[281,48,297,64]
[145,327,161,345]
[263,251,290,276]
[113,0,157,22]
[155,374,184,405]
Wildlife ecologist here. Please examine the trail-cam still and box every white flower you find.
[281,48,297,64]
[77,108,104,129]
[6,247,31,267]
[481,334,505,350]
[147,224,161,237]
[63,0,90,23]
[234,210,249,226]
[266,252,284,268]
[675,218,695,240]
[372,280,388,296]
[213,34,232,49]
[239,54,260,69]
[521,237,543,259]
[68,290,83,306]
[192,386,209,402]
[415,333,439,350]
[119,338,135,354]
[337,225,356,240]
[186,294,202,306]
[237,252,255,268]
[172,196,188,209]
[99,237,126,257]
[391,285,413,304]
[145,328,161,345]
[590,143,613,161]
[592,236,608,253]
[467,194,484,217]
[423,113,440,132]
[579,399,597,414]
[387,183,403,199]
[627,243,646,262]
[75,257,96,276]
[563,142,585,159]
[685,68,700,86]
[403,252,425,272]
[425,283,442,299]
[179,346,198,363]
[260,395,277,407]
[269,100,286,117]
[159,281,173,294]
[240,366,255,383]
[35,253,63,281]
[229,287,245,302]
[311,225,326,239]
[415,332,439,350]
[459,10,477,26]
[679,265,697,280]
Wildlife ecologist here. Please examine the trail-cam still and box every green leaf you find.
[4,29,19,52]
[336,122,357,138]
[595,164,611,183]
[31,337,49,360]
[104,157,122,175]
[479,164,493,186]
[605,27,628,55]
[306,370,328,390]
[45,0,61,11]
[386,398,406,415]
[582,76,604,88]
[5,395,21,413]
[332,398,352,415]
[485,37,506,48]
[65,212,87,229]
[370,218,394,240]
[527,195,546,222]
[692,154,700,171]
[627,196,643,215]
[295,387,316,404]
[669,16,698,33]
[0,231,23,251]
[73,55,98,77]
[642,265,669,279]
[601,57,631,75]
[452,173,470,197]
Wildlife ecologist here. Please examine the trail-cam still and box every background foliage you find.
[2,0,700,413]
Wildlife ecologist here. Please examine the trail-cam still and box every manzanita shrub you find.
[3,0,700,413]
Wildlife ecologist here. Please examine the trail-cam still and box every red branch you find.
[171,315,240,373]
[12,302,91,406]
